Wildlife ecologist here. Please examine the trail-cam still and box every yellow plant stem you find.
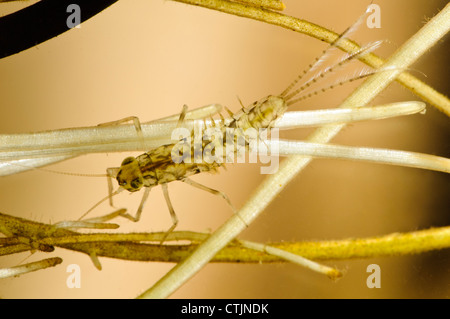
[171,0,450,117]
[30,227,450,262]
[233,0,285,11]
[1,213,449,264]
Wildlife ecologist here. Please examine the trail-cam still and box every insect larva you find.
[106,109,233,234]
[96,9,382,236]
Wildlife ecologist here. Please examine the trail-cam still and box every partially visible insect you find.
[88,9,389,236]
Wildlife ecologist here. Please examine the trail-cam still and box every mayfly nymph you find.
[98,10,383,234]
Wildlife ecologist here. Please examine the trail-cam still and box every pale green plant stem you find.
[171,0,450,117]
[138,3,450,299]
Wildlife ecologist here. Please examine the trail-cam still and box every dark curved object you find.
[0,0,118,59]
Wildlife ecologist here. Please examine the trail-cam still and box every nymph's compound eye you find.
[116,174,126,187]
[116,159,144,192]
[130,177,142,190]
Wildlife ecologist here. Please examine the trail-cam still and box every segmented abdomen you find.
[138,143,221,187]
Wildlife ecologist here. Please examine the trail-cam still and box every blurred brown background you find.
[0,0,448,298]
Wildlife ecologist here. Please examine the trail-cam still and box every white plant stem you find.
[275,101,425,128]
[0,101,426,176]
[268,140,450,174]
[0,104,222,176]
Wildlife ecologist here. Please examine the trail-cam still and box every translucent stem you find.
[0,104,222,176]
[265,140,450,174]
[275,101,425,128]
